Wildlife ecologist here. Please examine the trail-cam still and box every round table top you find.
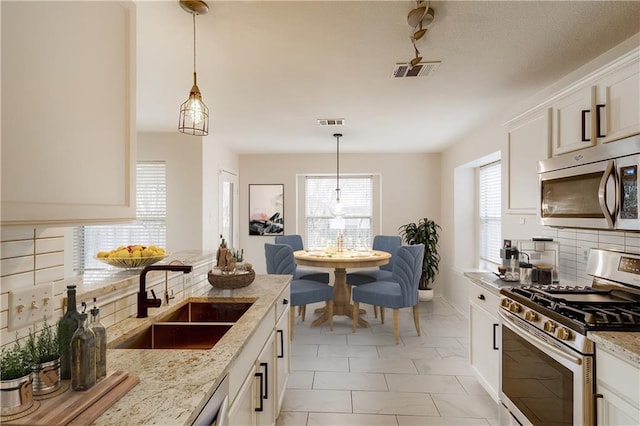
[293,249,391,269]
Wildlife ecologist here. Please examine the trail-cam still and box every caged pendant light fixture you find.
[329,133,346,218]
[178,0,210,136]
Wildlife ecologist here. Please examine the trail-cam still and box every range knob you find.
[543,320,557,333]
[501,299,511,309]
[524,310,538,321]
[556,327,572,341]
[509,302,522,314]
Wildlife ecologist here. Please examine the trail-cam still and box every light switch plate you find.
[8,283,55,331]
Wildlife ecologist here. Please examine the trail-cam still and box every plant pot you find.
[32,357,61,396]
[418,288,434,302]
[0,373,33,416]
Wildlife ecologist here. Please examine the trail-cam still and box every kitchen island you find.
[97,273,290,424]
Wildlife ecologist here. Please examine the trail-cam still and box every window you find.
[304,175,373,249]
[478,161,501,266]
[73,162,167,272]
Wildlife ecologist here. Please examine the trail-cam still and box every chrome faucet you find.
[137,264,193,318]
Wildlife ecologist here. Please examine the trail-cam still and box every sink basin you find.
[111,323,232,350]
[160,301,253,323]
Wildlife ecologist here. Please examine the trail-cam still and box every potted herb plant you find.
[25,319,61,395]
[0,337,34,416]
[398,217,441,301]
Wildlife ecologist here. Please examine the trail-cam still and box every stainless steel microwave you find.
[538,134,640,230]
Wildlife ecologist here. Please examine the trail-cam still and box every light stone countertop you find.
[463,271,515,296]
[93,273,291,425]
[588,331,640,365]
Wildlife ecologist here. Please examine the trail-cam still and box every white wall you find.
[238,153,442,284]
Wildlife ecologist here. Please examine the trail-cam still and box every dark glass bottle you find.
[71,312,96,391]
[57,285,80,380]
[89,298,107,381]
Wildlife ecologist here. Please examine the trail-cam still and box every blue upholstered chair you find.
[351,244,424,344]
[275,235,331,284]
[346,235,402,318]
[265,243,334,337]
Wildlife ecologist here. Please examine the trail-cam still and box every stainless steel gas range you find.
[498,248,640,426]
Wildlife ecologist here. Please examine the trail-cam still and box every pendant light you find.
[329,133,346,217]
[178,0,209,136]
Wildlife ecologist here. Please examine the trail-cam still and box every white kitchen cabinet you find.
[595,59,640,144]
[506,108,551,212]
[228,284,291,426]
[275,297,291,415]
[551,85,597,156]
[468,279,500,403]
[1,1,136,226]
[596,346,640,426]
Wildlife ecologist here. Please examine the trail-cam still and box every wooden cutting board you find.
[4,370,139,425]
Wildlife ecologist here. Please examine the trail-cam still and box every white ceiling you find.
[136,1,640,154]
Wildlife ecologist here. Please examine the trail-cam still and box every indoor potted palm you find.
[25,319,61,395]
[0,337,34,416]
[398,217,441,301]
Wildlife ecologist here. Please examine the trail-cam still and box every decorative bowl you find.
[95,254,167,269]
[208,269,255,289]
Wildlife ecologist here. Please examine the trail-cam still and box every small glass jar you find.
[537,265,553,285]
[519,262,533,285]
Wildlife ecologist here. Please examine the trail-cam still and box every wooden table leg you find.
[311,268,370,328]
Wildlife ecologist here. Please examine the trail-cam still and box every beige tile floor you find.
[277,297,501,426]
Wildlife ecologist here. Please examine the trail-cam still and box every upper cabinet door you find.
[1,1,136,227]
[507,108,551,213]
[551,86,597,156]
[595,59,640,144]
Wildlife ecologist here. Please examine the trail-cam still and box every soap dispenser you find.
[71,303,96,391]
[89,298,107,381]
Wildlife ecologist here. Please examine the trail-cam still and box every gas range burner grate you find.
[557,303,640,327]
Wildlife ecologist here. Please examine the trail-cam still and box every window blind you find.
[479,161,502,265]
[73,162,167,272]
[305,175,373,249]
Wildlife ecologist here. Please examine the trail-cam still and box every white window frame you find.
[73,161,167,273]
[477,160,502,270]
[296,173,381,249]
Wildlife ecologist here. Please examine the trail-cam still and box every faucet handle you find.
[150,289,159,300]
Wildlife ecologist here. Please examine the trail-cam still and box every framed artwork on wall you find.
[249,184,284,235]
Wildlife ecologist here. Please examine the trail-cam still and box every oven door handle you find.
[499,310,582,365]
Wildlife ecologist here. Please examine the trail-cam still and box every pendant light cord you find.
[192,12,197,85]
[335,134,341,199]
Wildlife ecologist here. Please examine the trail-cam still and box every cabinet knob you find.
[283,298,289,305]
[477,294,485,301]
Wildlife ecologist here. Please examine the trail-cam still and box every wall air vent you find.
[392,61,441,78]
[317,118,345,126]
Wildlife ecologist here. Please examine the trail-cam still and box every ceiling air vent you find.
[317,118,345,126]
[392,61,441,78]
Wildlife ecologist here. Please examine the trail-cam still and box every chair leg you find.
[374,305,378,319]
[327,301,334,331]
[352,302,359,333]
[393,309,400,344]
[301,305,306,322]
[380,307,385,324]
[290,305,295,339]
[412,304,421,336]
[298,306,302,316]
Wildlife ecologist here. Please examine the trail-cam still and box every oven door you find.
[499,310,594,426]
[539,159,616,229]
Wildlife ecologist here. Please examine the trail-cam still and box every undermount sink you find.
[111,323,233,350]
[160,301,253,323]
[110,300,254,350]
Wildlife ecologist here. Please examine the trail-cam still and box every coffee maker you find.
[500,238,560,283]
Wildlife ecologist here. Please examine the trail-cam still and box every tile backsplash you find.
[539,227,640,285]
[1,227,66,347]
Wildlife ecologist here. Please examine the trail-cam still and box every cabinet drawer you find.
[468,282,499,314]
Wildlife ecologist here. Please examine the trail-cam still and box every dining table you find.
[293,249,391,328]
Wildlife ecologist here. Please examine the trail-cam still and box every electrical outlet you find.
[8,283,55,331]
